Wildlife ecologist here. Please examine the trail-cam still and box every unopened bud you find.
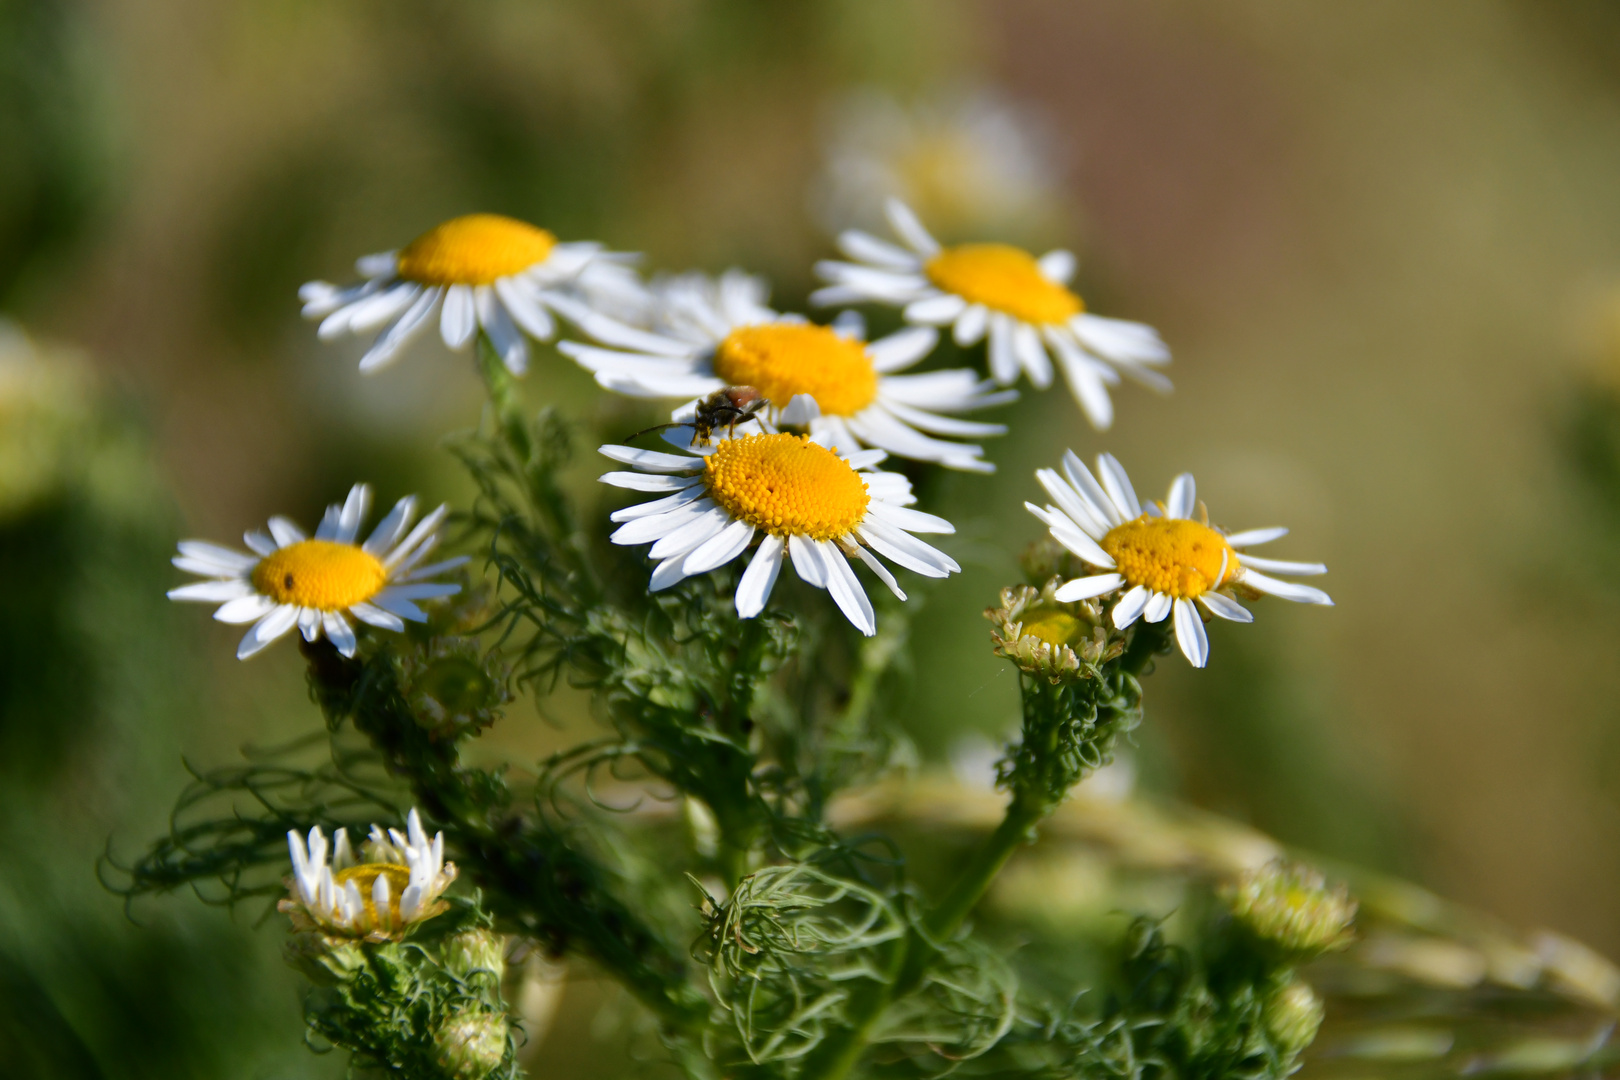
[442,929,505,982]
[433,1009,508,1080]
[1223,860,1356,961]
[283,931,367,985]
[1265,979,1324,1056]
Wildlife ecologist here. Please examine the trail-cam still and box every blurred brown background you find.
[7,0,1620,1074]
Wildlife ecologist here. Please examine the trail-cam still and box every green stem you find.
[477,334,531,462]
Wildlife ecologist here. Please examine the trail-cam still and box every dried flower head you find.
[1223,861,1356,960]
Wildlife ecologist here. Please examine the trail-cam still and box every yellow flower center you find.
[1021,611,1084,648]
[924,243,1083,325]
[251,540,388,611]
[395,214,556,286]
[703,433,870,541]
[1100,517,1236,600]
[331,863,413,925]
[712,324,878,417]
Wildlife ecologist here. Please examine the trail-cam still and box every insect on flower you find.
[626,386,769,447]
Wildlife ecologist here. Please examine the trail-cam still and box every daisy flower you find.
[281,808,457,941]
[1024,451,1331,667]
[812,199,1170,430]
[167,484,467,660]
[299,213,647,376]
[561,270,1015,472]
[599,429,959,635]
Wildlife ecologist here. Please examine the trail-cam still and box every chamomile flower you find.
[299,213,647,376]
[599,429,959,635]
[812,199,1170,430]
[1025,452,1331,667]
[167,484,467,659]
[561,270,1014,472]
[281,808,457,941]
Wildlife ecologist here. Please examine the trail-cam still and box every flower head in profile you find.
[813,199,1169,430]
[299,213,645,376]
[562,270,1015,472]
[168,484,466,659]
[281,808,457,942]
[813,87,1063,241]
[1025,452,1331,667]
[599,429,959,635]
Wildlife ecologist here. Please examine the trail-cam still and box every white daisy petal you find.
[1061,451,1126,529]
[1012,321,1053,388]
[1037,249,1077,284]
[735,534,786,618]
[359,287,442,372]
[213,595,278,624]
[1199,592,1253,623]
[1095,454,1142,520]
[1165,474,1196,520]
[322,611,357,657]
[598,445,704,474]
[682,520,755,575]
[904,293,967,326]
[1224,526,1288,548]
[817,541,876,635]
[953,303,989,347]
[853,520,958,577]
[865,500,954,534]
[351,602,407,631]
[599,471,703,493]
[1240,569,1334,606]
[440,284,477,350]
[837,229,920,270]
[1173,598,1209,667]
[883,198,941,255]
[176,540,259,572]
[1236,554,1328,576]
[237,605,299,659]
[1111,585,1151,629]
[608,485,708,522]
[867,326,939,373]
[787,534,828,588]
[1053,574,1125,603]
[987,313,1019,385]
[167,579,254,603]
[1143,591,1173,623]
[647,506,730,560]
[850,543,905,600]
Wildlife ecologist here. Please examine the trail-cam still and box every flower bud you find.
[283,931,367,985]
[1264,979,1324,1057]
[433,1009,509,1080]
[1223,860,1356,961]
[442,929,506,982]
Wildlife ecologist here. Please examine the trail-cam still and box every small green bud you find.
[433,1009,509,1080]
[283,931,367,985]
[442,929,506,982]
[1264,979,1325,1057]
[1223,860,1357,961]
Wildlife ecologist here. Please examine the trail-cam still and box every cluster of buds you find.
[1222,860,1357,962]
[985,581,1123,683]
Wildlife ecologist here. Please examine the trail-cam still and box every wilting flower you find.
[281,808,457,942]
[563,270,1014,472]
[168,484,465,659]
[599,430,958,635]
[299,213,646,375]
[814,199,1169,429]
[1026,451,1332,667]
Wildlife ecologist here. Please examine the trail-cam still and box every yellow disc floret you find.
[1021,611,1084,648]
[1100,517,1236,600]
[925,243,1083,325]
[703,433,870,540]
[331,863,413,926]
[712,324,879,417]
[395,214,556,286]
[252,540,388,611]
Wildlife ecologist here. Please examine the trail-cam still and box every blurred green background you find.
[8,0,1620,1075]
